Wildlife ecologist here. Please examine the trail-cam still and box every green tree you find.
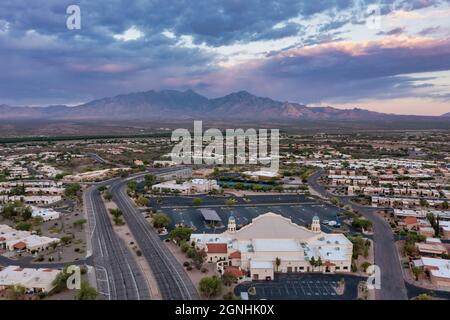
[225,199,237,206]
[136,196,150,207]
[235,182,245,190]
[360,261,371,272]
[113,216,124,225]
[192,198,203,206]
[1,202,17,219]
[442,201,449,210]
[127,181,138,192]
[52,266,71,292]
[144,174,157,188]
[73,219,87,230]
[170,227,193,242]
[420,198,429,207]
[109,208,123,218]
[191,249,207,270]
[330,197,340,206]
[75,281,98,300]
[61,235,73,245]
[15,221,32,231]
[8,284,26,300]
[64,183,81,198]
[152,213,171,228]
[222,272,237,286]
[411,266,423,281]
[352,218,373,231]
[198,276,223,298]
[104,191,113,201]
[180,240,190,253]
[19,205,32,220]
[9,184,26,196]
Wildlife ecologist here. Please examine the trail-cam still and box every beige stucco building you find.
[191,212,353,281]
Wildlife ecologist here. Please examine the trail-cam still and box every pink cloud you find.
[68,63,135,73]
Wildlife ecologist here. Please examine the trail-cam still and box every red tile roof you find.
[206,243,228,254]
[13,241,26,250]
[229,251,241,259]
[224,266,245,278]
[404,216,418,225]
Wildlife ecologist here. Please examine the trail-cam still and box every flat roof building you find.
[31,206,60,222]
[0,265,60,293]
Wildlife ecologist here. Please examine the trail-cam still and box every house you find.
[31,206,60,222]
[400,216,419,231]
[0,266,60,293]
[190,213,353,281]
[440,221,450,240]
[419,227,436,238]
[413,257,450,288]
[415,242,447,257]
[0,229,31,250]
[6,235,60,253]
[0,224,60,252]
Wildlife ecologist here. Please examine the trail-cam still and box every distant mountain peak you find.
[0,89,448,122]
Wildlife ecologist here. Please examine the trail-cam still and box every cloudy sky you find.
[0,0,449,115]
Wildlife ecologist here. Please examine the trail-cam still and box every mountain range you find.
[0,90,449,122]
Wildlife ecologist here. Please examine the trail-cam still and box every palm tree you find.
[9,285,26,300]
[310,257,316,270]
[275,257,281,272]
[411,266,423,281]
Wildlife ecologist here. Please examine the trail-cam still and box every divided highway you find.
[85,185,150,300]
[109,173,199,300]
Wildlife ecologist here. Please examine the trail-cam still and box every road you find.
[85,184,150,300]
[0,255,90,269]
[308,170,408,300]
[85,152,126,168]
[109,171,199,300]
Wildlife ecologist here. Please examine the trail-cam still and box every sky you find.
[0,0,449,115]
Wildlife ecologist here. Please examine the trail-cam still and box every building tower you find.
[228,215,236,233]
[311,215,321,233]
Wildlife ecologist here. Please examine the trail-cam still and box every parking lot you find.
[235,274,365,300]
[154,195,352,235]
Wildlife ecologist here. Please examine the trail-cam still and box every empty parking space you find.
[235,274,364,300]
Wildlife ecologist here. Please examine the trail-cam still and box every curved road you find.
[109,170,199,300]
[308,170,408,300]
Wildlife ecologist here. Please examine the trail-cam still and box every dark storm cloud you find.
[196,37,450,104]
[0,0,449,105]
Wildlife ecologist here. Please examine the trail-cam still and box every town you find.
[0,130,449,300]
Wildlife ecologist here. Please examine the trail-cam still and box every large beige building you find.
[191,212,353,281]
[152,179,219,195]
